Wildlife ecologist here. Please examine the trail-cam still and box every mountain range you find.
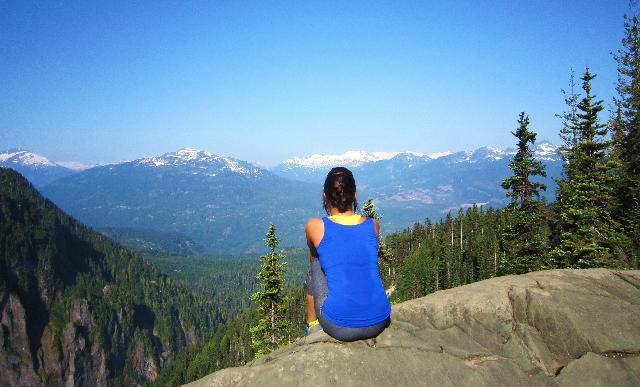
[273,141,562,231]
[40,148,321,253]
[274,142,560,183]
[2,144,563,253]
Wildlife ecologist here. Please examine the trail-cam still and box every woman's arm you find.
[373,218,380,240]
[305,218,323,261]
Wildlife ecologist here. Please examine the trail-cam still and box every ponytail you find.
[323,167,358,214]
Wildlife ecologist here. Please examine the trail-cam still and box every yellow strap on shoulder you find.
[329,214,362,225]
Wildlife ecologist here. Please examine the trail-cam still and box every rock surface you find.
[186,269,640,387]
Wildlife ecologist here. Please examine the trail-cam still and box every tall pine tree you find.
[552,71,581,252]
[614,14,640,268]
[550,68,624,268]
[249,224,289,358]
[499,112,549,274]
[557,69,581,155]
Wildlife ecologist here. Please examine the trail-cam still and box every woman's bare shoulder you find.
[305,217,323,232]
[305,217,324,250]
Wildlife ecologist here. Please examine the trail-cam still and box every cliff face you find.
[0,290,174,386]
[187,269,640,387]
[0,168,219,386]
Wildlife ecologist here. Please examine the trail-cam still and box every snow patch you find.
[0,149,58,168]
[0,149,22,162]
[56,161,93,170]
[427,151,452,159]
[534,141,560,160]
[136,148,263,176]
[282,150,438,170]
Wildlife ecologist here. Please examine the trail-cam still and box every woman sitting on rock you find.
[304,167,391,341]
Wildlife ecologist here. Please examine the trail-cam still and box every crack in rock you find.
[612,271,640,292]
[463,354,504,367]
[599,350,640,358]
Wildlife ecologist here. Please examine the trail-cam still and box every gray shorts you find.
[304,259,390,341]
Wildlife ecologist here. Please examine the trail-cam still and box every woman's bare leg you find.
[306,293,317,324]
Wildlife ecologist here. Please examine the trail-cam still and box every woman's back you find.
[304,166,391,341]
[316,216,391,328]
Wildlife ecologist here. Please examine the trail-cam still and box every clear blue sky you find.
[0,1,632,166]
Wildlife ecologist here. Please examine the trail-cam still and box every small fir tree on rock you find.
[250,224,289,358]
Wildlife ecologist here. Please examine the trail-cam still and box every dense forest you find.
[0,168,223,385]
[140,249,309,316]
[147,243,309,384]
[383,16,640,302]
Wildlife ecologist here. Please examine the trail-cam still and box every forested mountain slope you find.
[0,168,220,386]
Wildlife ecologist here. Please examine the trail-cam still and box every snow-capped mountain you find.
[0,148,78,186]
[277,149,459,170]
[279,150,434,171]
[274,150,450,182]
[464,141,560,163]
[41,148,319,253]
[0,148,58,167]
[533,141,561,161]
[134,147,264,177]
[270,141,563,235]
[274,142,560,183]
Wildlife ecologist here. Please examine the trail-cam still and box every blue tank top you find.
[316,216,391,327]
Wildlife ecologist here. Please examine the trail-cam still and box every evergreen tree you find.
[362,198,381,219]
[550,68,624,268]
[502,113,548,210]
[554,70,581,225]
[551,71,581,260]
[249,224,289,358]
[362,198,395,288]
[614,14,640,268]
[607,103,632,259]
[557,69,581,157]
[499,112,549,274]
[611,103,626,163]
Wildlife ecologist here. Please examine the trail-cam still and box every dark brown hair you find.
[323,167,357,214]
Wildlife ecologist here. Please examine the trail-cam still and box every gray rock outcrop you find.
[186,269,640,386]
